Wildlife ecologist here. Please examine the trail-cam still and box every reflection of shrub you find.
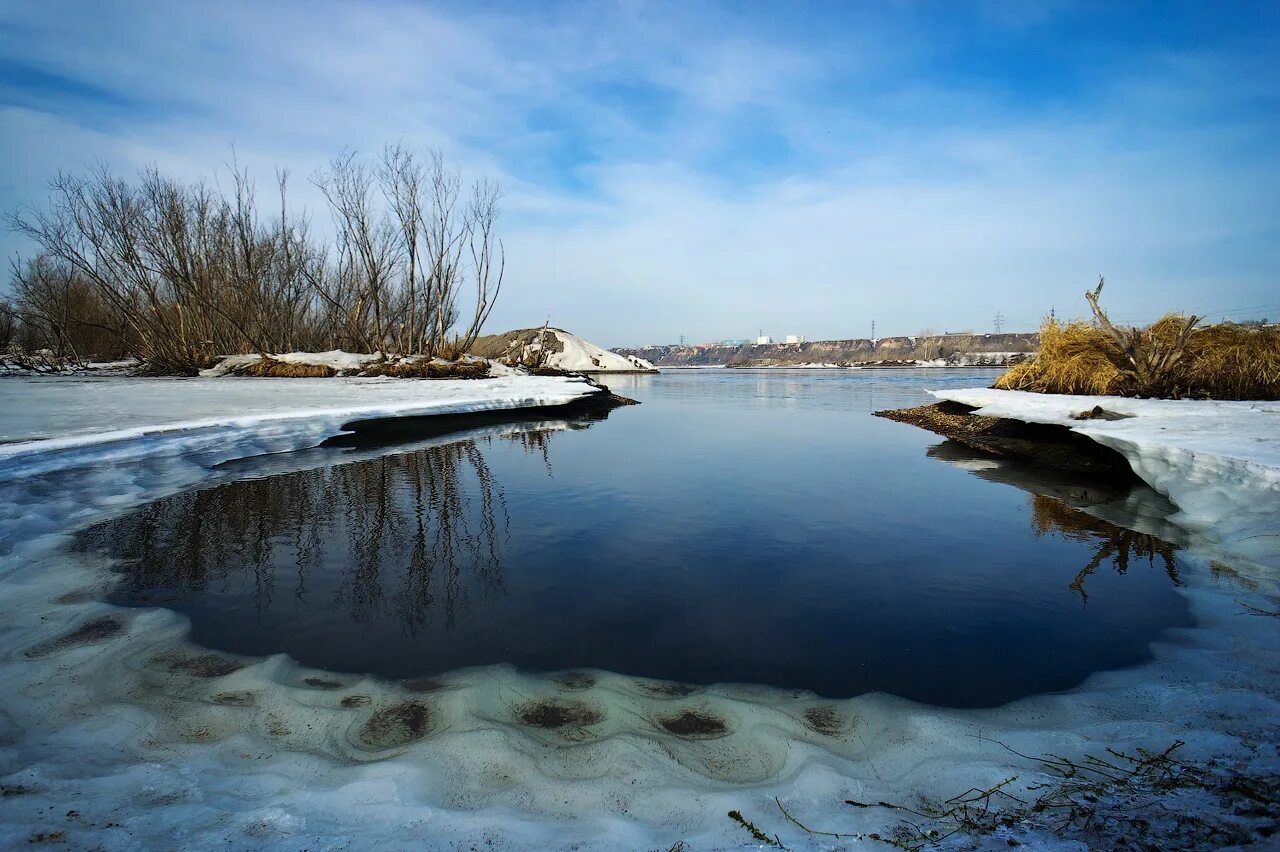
[996,278,1280,399]
[1029,495,1180,602]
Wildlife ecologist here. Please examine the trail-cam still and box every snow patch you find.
[524,330,657,372]
[932,388,1280,568]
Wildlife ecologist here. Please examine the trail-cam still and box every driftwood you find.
[1084,277,1200,397]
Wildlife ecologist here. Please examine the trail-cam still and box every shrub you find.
[995,279,1280,399]
[995,320,1124,395]
[360,359,489,379]
[233,358,336,378]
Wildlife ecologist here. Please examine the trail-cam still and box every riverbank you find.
[615,331,1037,368]
[0,373,628,475]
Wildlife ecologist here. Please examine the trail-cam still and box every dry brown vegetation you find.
[232,358,337,378]
[359,359,489,379]
[996,279,1280,399]
[471,322,562,369]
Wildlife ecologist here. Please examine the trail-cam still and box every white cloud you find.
[1,0,1277,344]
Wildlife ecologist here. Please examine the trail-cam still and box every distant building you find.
[721,338,749,346]
[784,334,805,344]
[756,335,773,345]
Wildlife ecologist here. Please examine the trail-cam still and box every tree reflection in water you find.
[926,439,1183,603]
[1028,495,1181,603]
[77,429,552,635]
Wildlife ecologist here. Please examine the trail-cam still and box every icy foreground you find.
[933,388,1280,569]
[0,381,1277,849]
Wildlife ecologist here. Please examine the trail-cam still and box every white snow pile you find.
[487,328,657,372]
[549,330,656,372]
[933,387,1280,568]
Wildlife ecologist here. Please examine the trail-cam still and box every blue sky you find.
[1,1,1278,346]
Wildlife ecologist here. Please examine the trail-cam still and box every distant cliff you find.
[614,332,1039,368]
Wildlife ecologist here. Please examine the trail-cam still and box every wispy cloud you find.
[2,0,1277,343]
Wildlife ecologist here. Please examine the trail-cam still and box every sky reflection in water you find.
[82,370,1192,707]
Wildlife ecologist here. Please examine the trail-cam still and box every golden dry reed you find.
[234,358,337,378]
[996,317,1280,400]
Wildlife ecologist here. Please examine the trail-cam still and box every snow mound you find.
[546,330,656,372]
[475,328,657,372]
[932,388,1280,568]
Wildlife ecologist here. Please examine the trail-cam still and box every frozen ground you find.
[0,380,1277,849]
[933,388,1280,570]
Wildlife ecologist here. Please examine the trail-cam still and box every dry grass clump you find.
[361,360,489,379]
[998,318,1280,399]
[996,280,1280,399]
[996,320,1124,395]
[235,357,336,378]
[1182,322,1280,400]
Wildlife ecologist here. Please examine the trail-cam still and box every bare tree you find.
[312,150,400,357]
[456,177,504,354]
[6,145,507,372]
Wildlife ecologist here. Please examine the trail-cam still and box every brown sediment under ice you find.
[24,615,125,657]
[358,700,433,748]
[803,706,846,736]
[553,671,597,690]
[636,681,701,698]
[151,651,243,678]
[657,709,729,738]
[517,699,604,729]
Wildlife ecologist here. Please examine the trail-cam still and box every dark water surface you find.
[81,369,1191,707]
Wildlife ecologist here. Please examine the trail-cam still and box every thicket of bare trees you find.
[3,146,504,374]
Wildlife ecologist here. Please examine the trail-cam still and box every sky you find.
[1,1,1278,347]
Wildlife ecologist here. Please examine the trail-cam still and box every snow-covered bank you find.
[932,388,1280,569]
[199,349,385,376]
[0,354,140,376]
[0,374,605,479]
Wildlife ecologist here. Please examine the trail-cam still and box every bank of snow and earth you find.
[908,388,1280,571]
[0,373,630,481]
[473,327,657,373]
[3,329,652,379]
